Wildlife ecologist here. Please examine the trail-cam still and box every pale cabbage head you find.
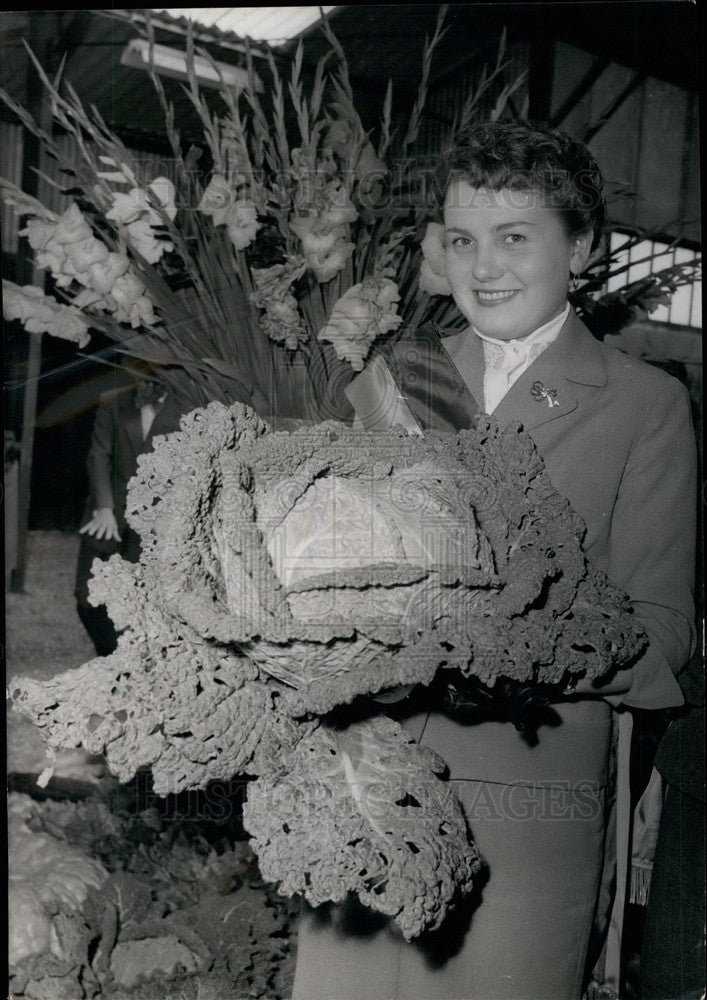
[256,464,486,627]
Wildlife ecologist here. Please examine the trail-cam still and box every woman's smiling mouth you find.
[474,289,520,305]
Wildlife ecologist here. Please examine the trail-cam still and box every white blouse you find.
[474,303,570,413]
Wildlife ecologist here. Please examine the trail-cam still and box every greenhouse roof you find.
[152,7,338,46]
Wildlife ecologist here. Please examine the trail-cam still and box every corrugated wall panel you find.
[417,40,530,158]
[550,41,700,243]
[585,62,645,230]
[550,42,595,138]
[679,92,700,245]
[1,121,24,254]
[635,78,687,235]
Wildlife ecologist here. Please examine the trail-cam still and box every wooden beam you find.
[583,73,646,144]
[11,331,41,593]
[1,11,29,35]
[55,9,91,59]
[550,56,611,128]
[96,8,276,63]
[678,90,698,235]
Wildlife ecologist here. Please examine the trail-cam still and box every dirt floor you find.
[5,531,96,680]
[6,531,98,775]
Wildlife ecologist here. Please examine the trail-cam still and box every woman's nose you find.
[472,244,503,281]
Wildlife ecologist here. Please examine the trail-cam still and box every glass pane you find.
[650,303,671,323]
[668,285,692,326]
[647,244,676,275]
[607,233,699,328]
[607,232,631,293]
[668,248,698,326]
[628,239,653,283]
[690,280,702,327]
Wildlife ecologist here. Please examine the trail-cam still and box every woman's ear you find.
[570,232,593,275]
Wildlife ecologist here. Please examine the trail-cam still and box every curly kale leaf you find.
[9,557,281,794]
[243,715,484,941]
[10,402,644,796]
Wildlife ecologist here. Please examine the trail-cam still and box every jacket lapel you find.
[439,326,485,411]
[121,391,185,456]
[493,311,607,430]
[347,310,606,435]
[121,399,145,456]
[147,395,186,442]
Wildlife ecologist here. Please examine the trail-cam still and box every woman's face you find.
[443,180,591,341]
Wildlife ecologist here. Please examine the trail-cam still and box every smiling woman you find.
[443,184,591,341]
[294,118,698,1000]
[438,119,603,344]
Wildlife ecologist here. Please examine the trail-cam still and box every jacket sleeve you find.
[86,399,118,512]
[609,375,697,709]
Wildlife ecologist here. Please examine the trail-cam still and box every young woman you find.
[292,120,697,1000]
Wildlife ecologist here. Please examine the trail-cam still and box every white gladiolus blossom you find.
[2,280,90,347]
[319,276,402,370]
[419,222,452,296]
[107,177,176,263]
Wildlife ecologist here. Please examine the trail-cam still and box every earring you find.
[570,272,581,293]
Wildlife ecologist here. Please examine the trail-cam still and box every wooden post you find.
[9,12,58,592]
[10,331,42,592]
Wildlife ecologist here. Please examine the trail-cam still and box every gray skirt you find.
[292,698,612,1000]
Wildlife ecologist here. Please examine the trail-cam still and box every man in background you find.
[75,377,186,654]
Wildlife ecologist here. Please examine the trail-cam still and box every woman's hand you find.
[79,507,121,542]
[371,684,417,704]
[569,668,634,706]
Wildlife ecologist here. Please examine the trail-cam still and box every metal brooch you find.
[530,380,560,408]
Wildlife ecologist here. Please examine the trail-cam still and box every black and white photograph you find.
[2,5,702,999]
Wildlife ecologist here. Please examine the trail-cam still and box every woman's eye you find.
[450,236,474,249]
[503,233,525,245]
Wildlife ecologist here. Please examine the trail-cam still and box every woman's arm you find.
[579,376,697,708]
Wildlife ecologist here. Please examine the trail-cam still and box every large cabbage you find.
[9,401,645,938]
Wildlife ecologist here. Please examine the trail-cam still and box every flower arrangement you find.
[0,10,473,418]
[2,278,90,345]
[1,11,700,411]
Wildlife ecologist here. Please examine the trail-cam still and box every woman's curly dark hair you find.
[435,120,606,252]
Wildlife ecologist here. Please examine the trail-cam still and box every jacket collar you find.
[148,394,185,441]
[443,309,607,431]
[120,390,185,451]
[121,400,145,455]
